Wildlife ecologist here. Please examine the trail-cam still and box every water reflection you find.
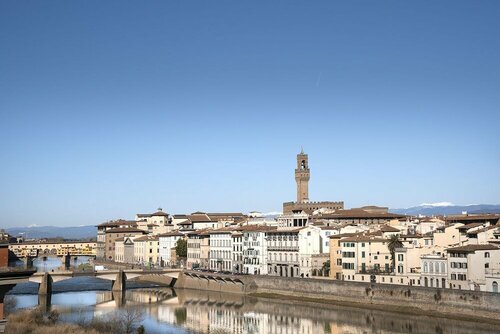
[8,286,500,334]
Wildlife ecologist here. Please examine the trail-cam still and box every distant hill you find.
[390,203,500,216]
[6,225,96,239]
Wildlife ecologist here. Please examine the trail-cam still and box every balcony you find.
[268,260,299,265]
[357,266,394,275]
[267,245,299,251]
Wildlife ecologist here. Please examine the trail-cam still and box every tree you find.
[321,260,330,276]
[119,307,144,334]
[175,238,187,258]
[387,234,403,271]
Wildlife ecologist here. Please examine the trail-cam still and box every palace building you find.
[283,149,344,214]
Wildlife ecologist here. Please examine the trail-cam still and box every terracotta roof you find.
[379,225,401,233]
[400,234,423,239]
[186,228,212,236]
[341,236,388,243]
[446,244,499,252]
[134,235,159,242]
[267,227,305,234]
[97,220,137,228]
[317,209,406,220]
[329,232,363,239]
[457,223,484,230]
[466,225,497,235]
[105,228,146,234]
[319,226,340,231]
[446,215,500,223]
[239,225,277,232]
[158,232,184,237]
[187,214,212,222]
[208,228,235,234]
[173,215,188,219]
[151,211,168,217]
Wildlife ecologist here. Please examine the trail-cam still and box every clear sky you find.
[1,1,499,227]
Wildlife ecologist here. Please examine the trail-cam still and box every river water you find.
[6,258,500,334]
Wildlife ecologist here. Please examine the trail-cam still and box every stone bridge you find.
[30,268,182,295]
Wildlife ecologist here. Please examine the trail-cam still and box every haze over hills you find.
[390,203,500,216]
[5,225,96,240]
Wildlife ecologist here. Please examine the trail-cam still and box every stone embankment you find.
[175,271,500,323]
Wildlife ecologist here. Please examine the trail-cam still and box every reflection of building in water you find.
[265,314,325,334]
[156,304,177,325]
[182,304,210,333]
[73,288,500,334]
[208,307,244,333]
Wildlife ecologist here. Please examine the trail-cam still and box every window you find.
[485,263,489,269]
[398,254,404,261]
[485,252,490,258]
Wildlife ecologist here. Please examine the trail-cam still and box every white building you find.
[267,226,322,278]
[421,252,448,288]
[159,232,184,267]
[242,226,276,275]
[232,232,243,273]
[209,229,235,272]
[446,244,500,291]
[319,226,339,250]
[277,211,309,229]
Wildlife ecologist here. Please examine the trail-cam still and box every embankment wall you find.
[176,272,500,322]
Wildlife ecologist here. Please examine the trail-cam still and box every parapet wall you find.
[176,272,500,322]
[282,201,345,214]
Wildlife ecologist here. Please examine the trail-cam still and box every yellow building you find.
[134,235,159,266]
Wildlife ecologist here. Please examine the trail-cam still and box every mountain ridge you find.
[390,204,500,216]
[5,225,96,239]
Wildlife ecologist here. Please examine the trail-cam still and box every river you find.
[6,276,500,334]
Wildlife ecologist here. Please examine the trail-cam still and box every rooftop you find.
[446,244,499,252]
[317,209,406,220]
[105,227,146,234]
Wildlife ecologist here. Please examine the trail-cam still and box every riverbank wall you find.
[176,272,500,322]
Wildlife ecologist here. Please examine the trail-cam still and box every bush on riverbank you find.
[5,308,97,334]
[5,307,145,334]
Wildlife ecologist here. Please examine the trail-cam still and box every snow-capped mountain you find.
[390,203,500,216]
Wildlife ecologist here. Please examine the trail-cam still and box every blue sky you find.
[1,1,499,227]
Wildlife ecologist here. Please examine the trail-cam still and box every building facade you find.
[159,232,184,267]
